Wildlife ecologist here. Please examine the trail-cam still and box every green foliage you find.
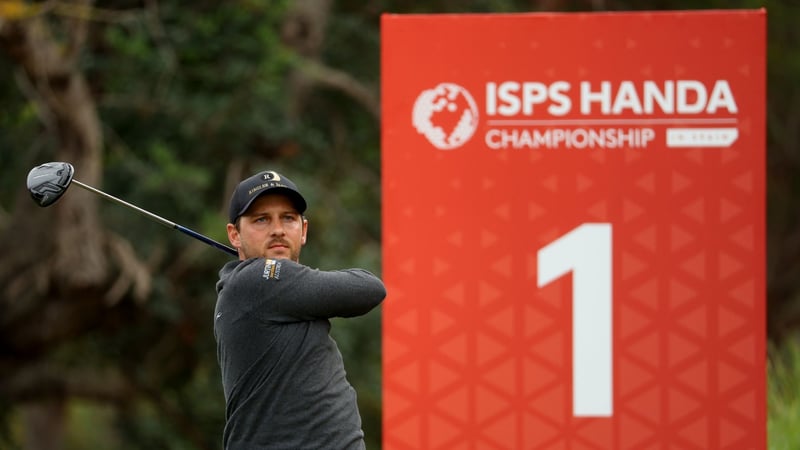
[0,0,797,448]
[768,338,800,449]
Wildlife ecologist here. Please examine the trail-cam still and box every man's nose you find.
[269,221,285,235]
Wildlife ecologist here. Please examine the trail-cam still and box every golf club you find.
[26,162,237,257]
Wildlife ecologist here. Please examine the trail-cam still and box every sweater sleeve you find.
[225,258,387,322]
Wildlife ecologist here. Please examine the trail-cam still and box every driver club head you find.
[27,162,75,207]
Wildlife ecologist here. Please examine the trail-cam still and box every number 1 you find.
[537,223,613,417]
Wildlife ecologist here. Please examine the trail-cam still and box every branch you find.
[295,57,380,119]
[0,364,135,403]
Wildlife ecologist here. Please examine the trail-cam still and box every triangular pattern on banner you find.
[526,253,537,282]
[587,199,609,221]
[431,308,457,335]
[680,252,706,280]
[525,303,556,338]
[481,230,498,248]
[528,382,566,421]
[490,256,513,279]
[495,203,511,220]
[480,414,518,449]
[522,413,562,449]
[442,283,466,306]
[626,332,660,369]
[670,278,699,309]
[629,279,659,312]
[438,333,468,366]
[385,231,399,247]
[623,199,644,222]
[523,356,560,396]
[479,280,504,307]
[436,386,469,426]
[728,389,757,420]
[383,389,413,420]
[676,304,707,339]
[634,225,657,251]
[476,332,511,366]
[400,258,416,275]
[676,359,708,393]
[620,412,658,450]
[393,308,420,336]
[718,360,750,394]
[535,274,566,309]
[542,174,559,192]
[482,359,515,394]
[577,173,594,192]
[626,386,661,424]
[573,419,613,450]
[718,252,744,280]
[684,148,704,165]
[528,201,547,221]
[475,385,514,423]
[448,231,463,247]
[428,413,466,450]
[669,388,704,428]
[733,172,753,193]
[529,331,566,368]
[382,12,766,450]
[429,359,463,395]
[720,198,742,223]
[730,225,754,250]
[672,171,693,194]
[391,361,421,394]
[618,357,657,397]
[636,173,656,193]
[387,414,421,450]
[625,145,643,163]
[622,251,648,281]
[719,417,749,449]
[717,304,748,338]
[676,415,708,450]
[727,334,756,364]
[620,303,654,339]
[383,333,412,364]
[486,304,514,338]
[729,278,755,309]
[670,225,695,252]
[433,258,450,276]
[682,198,705,223]
[668,331,703,368]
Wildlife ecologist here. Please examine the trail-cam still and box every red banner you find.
[382,10,766,449]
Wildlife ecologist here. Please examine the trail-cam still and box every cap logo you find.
[262,171,281,181]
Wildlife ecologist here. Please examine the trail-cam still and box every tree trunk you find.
[20,400,66,450]
[0,2,108,448]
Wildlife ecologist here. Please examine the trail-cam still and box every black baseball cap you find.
[228,170,307,224]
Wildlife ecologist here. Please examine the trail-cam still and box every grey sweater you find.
[214,258,386,449]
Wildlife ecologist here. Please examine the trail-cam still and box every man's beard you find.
[242,239,300,262]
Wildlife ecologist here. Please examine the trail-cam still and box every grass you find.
[768,337,800,450]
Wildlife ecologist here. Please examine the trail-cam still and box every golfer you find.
[214,170,386,449]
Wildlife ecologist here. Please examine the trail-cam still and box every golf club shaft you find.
[72,180,238,257]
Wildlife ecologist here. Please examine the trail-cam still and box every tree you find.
[0,0,797,449]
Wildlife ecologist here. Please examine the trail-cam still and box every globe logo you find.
[412,83,479,150]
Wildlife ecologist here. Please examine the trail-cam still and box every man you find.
[214,169,386,449]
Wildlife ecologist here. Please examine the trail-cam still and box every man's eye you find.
[254,217,267,223]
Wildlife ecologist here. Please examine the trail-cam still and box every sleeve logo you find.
[262,259,282,280]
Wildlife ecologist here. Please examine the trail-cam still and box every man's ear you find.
[226,223,241,248]
[301,217,308,245]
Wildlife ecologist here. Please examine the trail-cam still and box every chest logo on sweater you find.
[263,259,282,280]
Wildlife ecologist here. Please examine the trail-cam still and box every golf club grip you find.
[175,225,238,257]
